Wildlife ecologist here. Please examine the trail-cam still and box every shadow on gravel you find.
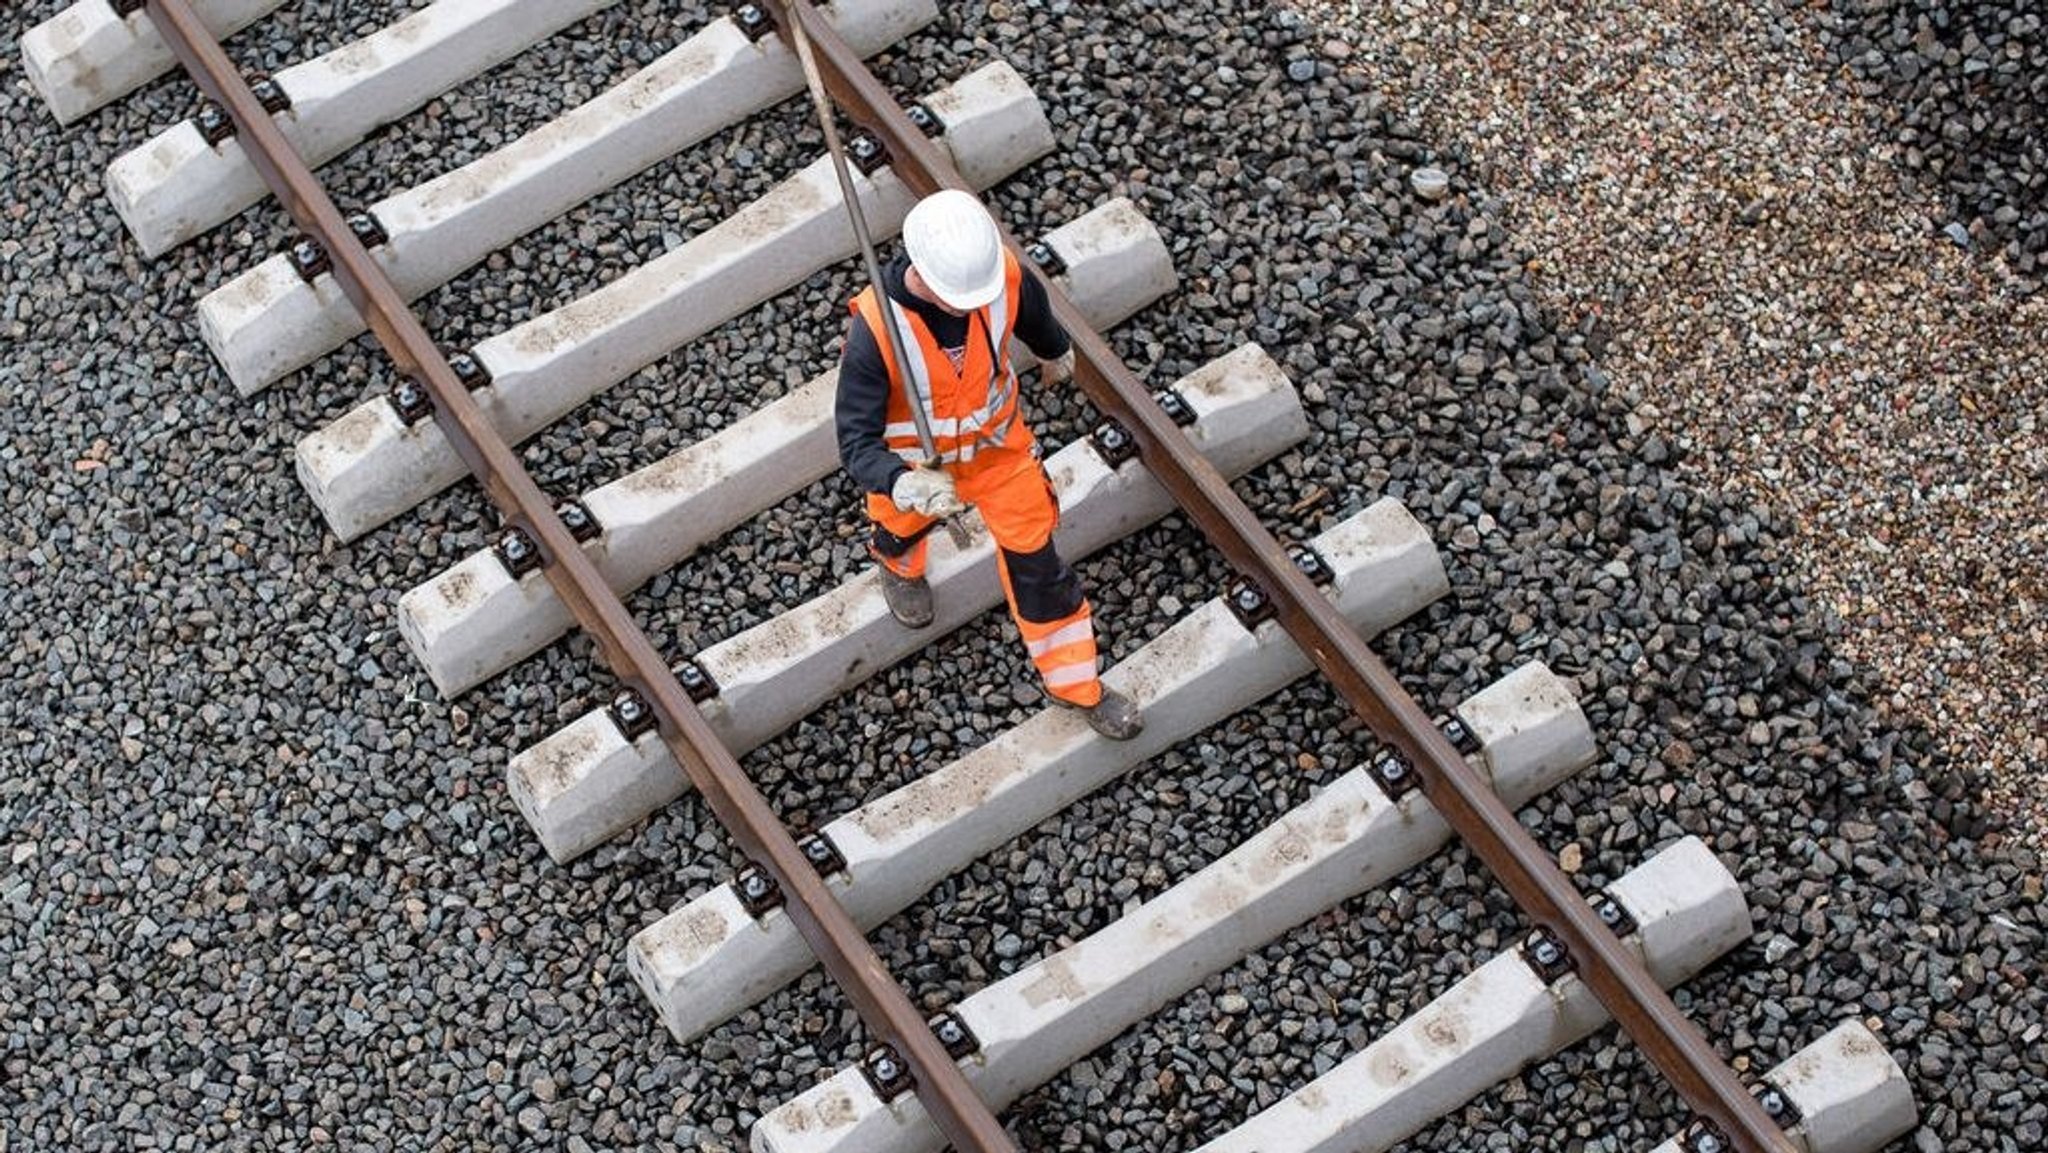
[1820,2,2047,277]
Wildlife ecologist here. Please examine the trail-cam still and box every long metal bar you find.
[779,0,972,550]
[140,4,1014,1150]
[773,4,1797,1150]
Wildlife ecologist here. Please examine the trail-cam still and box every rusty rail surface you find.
[771,3,1798,1150]
[139,2,1016,1149]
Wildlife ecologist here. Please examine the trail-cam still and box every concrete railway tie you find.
[105,0,623,257]
[23,0,285,124]
[196,0,937,395]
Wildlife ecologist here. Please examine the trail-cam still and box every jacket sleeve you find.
[836,317,911,497]
[1013,269,1071,363]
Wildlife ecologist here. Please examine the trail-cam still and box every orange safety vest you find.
[850,252,1032,467]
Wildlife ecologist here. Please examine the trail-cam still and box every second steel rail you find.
[769,2,1797,1150]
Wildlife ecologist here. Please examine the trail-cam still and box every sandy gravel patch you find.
[1299,0,2046,848]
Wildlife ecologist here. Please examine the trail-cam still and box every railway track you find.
[22,1,1929,1149]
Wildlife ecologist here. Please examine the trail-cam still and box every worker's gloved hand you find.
[1040,350,1076,383]
[891,467,965,518]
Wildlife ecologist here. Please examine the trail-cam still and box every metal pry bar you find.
[780,0,974,551]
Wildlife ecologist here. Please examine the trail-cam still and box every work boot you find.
[878,566,933,628]
[1056,686,1144,741]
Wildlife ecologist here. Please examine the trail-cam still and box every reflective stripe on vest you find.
[852,253,1029,466]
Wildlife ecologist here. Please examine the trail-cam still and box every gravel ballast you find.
[2,3,2042,1152]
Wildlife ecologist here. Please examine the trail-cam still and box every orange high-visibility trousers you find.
[865,445,1103,707]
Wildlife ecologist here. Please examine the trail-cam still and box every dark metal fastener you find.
[1522,926,1574,984]
[196,101,234,145]
[799,831,846,877]
[1290,544,1334,586]
[1090,419,1137,467]
[113,0,148,15]
[1680,1119,1731,1153]
[1368,747,1420,799]
[388,377,433,425]
[1024,240,1066,277]
[676,659,719,703]
[1440,715,1481,755]
[1225,576,1274,630]
[930,1012,980,1060]
[1154,388,1196,427]
[249,74,291,113]
[906,102,943,138]
[448,351,492,391]
[288,237,330,282]
[733,2,776,39]
[608,687,657,740]
[734,863,784,918]
[557,500,601,543]
[1590,891,1638,939]
[861,1044,914,1102]
[1755,1083,1802,1130]
[346,210,389,249]
[847,132,890,176]
[494,526,541,578]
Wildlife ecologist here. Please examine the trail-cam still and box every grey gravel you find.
[1823,2,2047,274]
[2,2,2043,1153]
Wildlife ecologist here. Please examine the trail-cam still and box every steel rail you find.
[772,3,1797,1149]
[139,3,1016,1150]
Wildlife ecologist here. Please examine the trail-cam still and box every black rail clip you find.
[1678,1118,1732,1153]
[1224,576,1273,630]
[1439,715,1481,756]
[347,210,389,249]
[1520,926,1574,985]
[1025,240,1065,277]
[1368,747,1420,801]
[1589,890,1637,939]
[1154,388,1197,427]
[906,102,944,138]
[1755,1081,1803,1130]
[494,526,541,578]
[557,499,601,543]
[1289,543,1334,586]
[677,659,719,703]
[113,0,147,15]
[248,74,291,114]
[847,132,890,176]
[798,831,846,878]
[196,101,235,145]
[734,863,784,919]
[448,350,493,391]
[929,1011,980,1060]
[1090,419,1138,467]
[388,376,433,426]
[860,1043,914,1102]
[608,687,658,741]
[287,237,330,282]
[733,3,776,40]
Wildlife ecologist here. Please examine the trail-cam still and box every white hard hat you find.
[902,189,1004,311]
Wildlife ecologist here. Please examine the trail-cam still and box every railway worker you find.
[834,189,1142,741]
